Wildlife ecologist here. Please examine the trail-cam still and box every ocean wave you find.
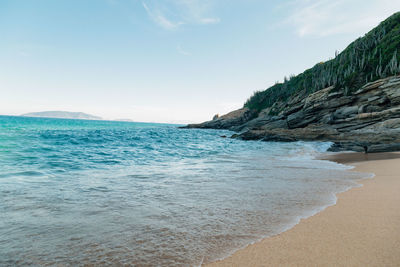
[0,116,370,266]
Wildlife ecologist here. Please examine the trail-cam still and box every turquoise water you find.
[0,115,367,266]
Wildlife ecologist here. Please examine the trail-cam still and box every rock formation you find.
[183,13,400,153]
[184,77,400,153]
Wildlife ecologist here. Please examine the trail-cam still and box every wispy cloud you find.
[142,2,184,30]
[142,0,220,30]
[284,0,400,37]
[199,17,220,24]
[177,45,191,56]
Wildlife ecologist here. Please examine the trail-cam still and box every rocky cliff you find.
[185,76,400,152]
[183,13,400,153]
[185,108,258,130]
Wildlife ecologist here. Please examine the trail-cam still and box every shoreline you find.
[205,152,400,266]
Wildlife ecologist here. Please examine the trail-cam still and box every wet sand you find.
[206,152,400,266]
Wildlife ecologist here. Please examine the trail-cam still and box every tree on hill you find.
[245,12,400,112]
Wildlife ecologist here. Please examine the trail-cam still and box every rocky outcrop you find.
[185,76,400,153]
[182,108,258,130]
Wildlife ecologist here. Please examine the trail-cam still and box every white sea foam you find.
[0,116,374,266]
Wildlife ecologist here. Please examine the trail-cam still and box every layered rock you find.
[183,108,258,130]
[185,76,400,153]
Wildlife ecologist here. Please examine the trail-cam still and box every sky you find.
[1,0,399,123]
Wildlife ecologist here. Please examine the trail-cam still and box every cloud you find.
[177,45,191,56]
[142,0,220,30]
[142,2,184,30]
[284,0,400,37]
[199,17,220,24]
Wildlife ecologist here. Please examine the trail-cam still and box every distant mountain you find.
[21,111,102,120]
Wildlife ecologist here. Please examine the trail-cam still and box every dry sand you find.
[206,152,400,267]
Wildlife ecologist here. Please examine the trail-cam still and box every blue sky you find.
[1,0,399,123]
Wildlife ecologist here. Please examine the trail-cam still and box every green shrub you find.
[245,12,400,112]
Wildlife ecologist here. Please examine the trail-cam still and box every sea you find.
[0,115,371,266]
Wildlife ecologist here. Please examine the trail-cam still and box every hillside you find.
[184,12,400,153]
[245,12,400,114]
[22,111,102,120]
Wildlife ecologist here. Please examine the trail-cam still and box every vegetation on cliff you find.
[245,12,400,112]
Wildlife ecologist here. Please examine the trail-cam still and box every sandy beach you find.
[206,152,400,266]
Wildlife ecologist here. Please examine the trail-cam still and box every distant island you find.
[21,111,103,120]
